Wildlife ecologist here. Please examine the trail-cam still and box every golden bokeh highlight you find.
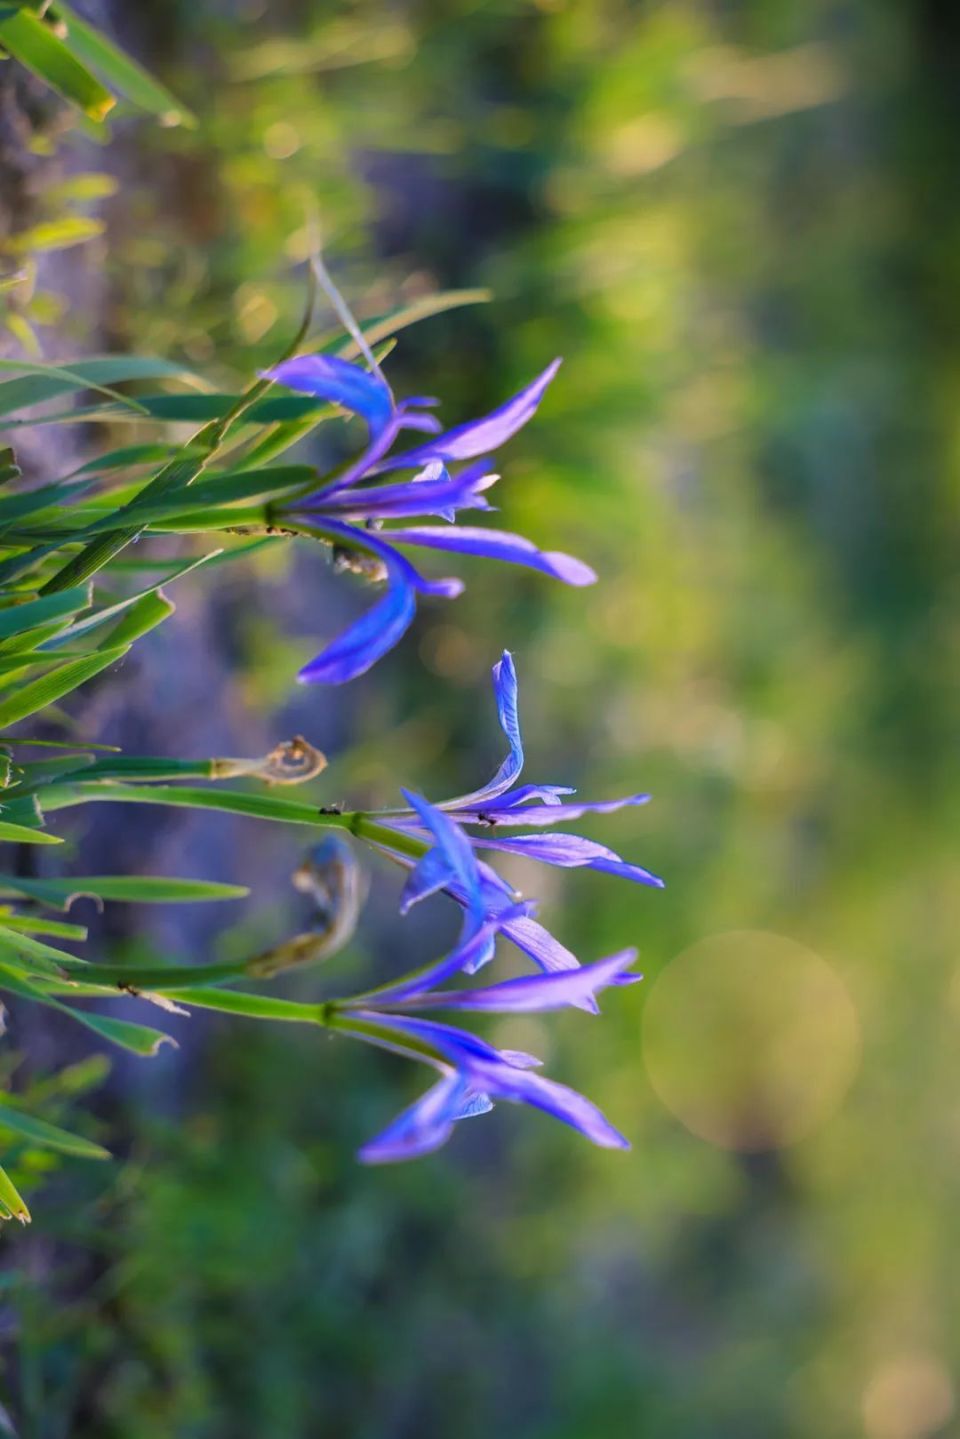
[861,1354,955,1439]
[642,931,861,1151]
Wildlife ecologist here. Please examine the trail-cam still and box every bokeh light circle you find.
[642,930,861,1151]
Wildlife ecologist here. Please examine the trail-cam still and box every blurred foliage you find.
[1,0,959,1436]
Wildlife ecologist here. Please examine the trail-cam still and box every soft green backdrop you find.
[6,2,960,1436]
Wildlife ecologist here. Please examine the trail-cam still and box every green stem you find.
[37,781,431,859]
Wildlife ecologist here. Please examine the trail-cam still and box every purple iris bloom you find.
[359,653,661,999]
[261,354,595,683]
[331,950,639,1162]
[394,789,532,987]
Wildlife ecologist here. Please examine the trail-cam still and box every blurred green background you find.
[4,0,960,1435]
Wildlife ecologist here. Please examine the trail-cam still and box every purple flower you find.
[365,946,641,1014]
[409,652,662,884]
[261,354,595,683]
[377,651,661,966]
[332,960,638,1162]
[320,798,640,1163]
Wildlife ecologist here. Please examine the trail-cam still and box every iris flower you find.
[290,791,642,1159]
[351,652,662,1006]
[262,353,595,683]
[329,914,640,1163]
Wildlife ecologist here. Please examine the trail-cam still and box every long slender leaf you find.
[0,964,176,1056]
[0,585,91,641]
[0,1102,108,1159]
[0,8,114,121]
[46,550,219,648]
[0,645,129,729]
[8,217,103,255]
[0,914,88,941]
[99,590,174,647]
[52,1,196,128]
[0,359,152,418]
[0,821,62,846]
[0,874,249,908]
[343,287,492,356]
[0,1163,29,1224]
[0,483,91,531]
[0,924,75,978]
[0,357,206,419]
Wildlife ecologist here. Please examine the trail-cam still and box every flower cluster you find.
[263,352,595,682]
[0,301,662,1181]
[324,651,661,1162]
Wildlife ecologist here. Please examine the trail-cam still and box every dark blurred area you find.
[2,1,960,1436]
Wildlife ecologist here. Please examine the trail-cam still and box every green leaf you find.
[0,585,91,641]
[0,8,114,120]
[0,359,153,419]
[1,752,95,796]
[0,925,73,979]
[51,1,196,128]
[0,794,42,828]
[66,442,178,479]
[0,645,129,729]
[109,464,316,528]
[46,550,220,647]
[0,446,21,484]
[60,1007,177,1057]
[0,1101,108,1159]
[0,541,68,588]
[0,356,205,419]
[0,485,91,531]
[98,589,174,647]
[8,216,104,255]
[0,874,249,908]
[0,913,88,941]
[37,273,319,594]
[42,755,217,783]
[4,311,39,356]
[0,820,62,845]
[0,270,29,294]
[0,963,176,1056]
[345,287,492,355]
[44,171,118,203]
[2,736,117,750]
[51,958,249,990]
[76,392,334,424]
[0,1162,30,1224]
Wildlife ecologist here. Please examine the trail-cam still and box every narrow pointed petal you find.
[457,793,651,828]
[358,1073,483,1164]
[500,913,597,1012]
[359,1012,508,1067]
[312,463,497,522]
[443,651,525,811]
[376,359,562,471]
[362,1014,628,1151]
[298,521,462,685]
[398,846,452,914]
[476,783,575,808]
[298,569,415,685]
[386,948,640,1014]
[475,832,665,889]
[385,525,596,587]
[487,1065,630,1150]
[359,901,532,1007]
[400,791,485,928]
[499,1050,543,1070]
[264,354,394,440]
